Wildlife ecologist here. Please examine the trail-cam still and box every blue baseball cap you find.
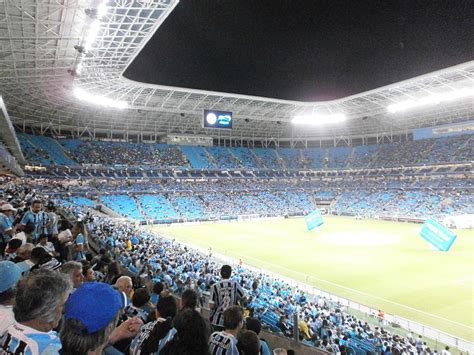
[0,261,22,293]
[64,282,127,333]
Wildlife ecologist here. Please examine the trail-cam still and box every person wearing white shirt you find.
[441,346,451,355]
[0,261,22,336]
[37,234,58,257]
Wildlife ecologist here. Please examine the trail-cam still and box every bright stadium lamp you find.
[387,88,474,113]
[73,88,128,109]
[292,113,346,125]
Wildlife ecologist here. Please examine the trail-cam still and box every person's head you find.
[245,317,262,335]
[181,288,198,310]
[14,269,72,331]
[223,305,244,331]
[24,222,36,235]
[5,238,22,254]
[220,265,232,279]
[38,234,49,245]
[81,262,96,282]
[132,287,151,308]
[0,261,22,306]
[107,261,120,276]
[31,247,51,264]
[156,295,177,319]
[31,200,42,213]
[60,282,126,355]
[45,203,55,213]
[16,243,33,260]
[115,276,133,297]
[152,281,164,295]
[72,221,85,236]
[237,330,260,355]
[445,346,450,351]
[60,261,84,288]
[0,203,16,217]
[162,308,210,354]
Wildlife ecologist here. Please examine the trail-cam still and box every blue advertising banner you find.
[419,218,457,251]
[305,209,324,231]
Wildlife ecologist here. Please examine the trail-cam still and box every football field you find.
[148,216,474,341]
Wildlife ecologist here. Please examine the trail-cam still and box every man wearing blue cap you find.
[0,261,22,336]
[60,282,143,355]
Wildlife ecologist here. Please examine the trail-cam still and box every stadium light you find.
[82,1,108,50]
[387,88,474,113]
[73,88,128,109]
[292,113,346,125]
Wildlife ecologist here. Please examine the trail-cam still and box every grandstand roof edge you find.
[120,61,474,106]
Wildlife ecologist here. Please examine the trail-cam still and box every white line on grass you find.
[239,254,474,330]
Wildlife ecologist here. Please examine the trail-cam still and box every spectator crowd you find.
[0,178,460,355]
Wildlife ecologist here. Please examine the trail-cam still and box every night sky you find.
[124,0,473,101]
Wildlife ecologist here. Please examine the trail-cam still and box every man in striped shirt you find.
[209,265,247,330]
[209,306,243,355]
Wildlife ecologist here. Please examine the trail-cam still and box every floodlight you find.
[83,20,101,50]
[387,88,474,113]
[97,2,108,19]
[292,113,346,125]
[73,88,128,109]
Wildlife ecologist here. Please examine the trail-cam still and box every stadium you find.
[0,1,472,354]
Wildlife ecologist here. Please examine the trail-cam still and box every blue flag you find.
[305,209,324,231]
[419,218,457,251]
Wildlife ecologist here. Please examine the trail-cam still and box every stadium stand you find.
[0,151,472,354]
[14,133,473,170]
[1,131,473,355]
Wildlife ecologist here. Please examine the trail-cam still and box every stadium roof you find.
[125,0,474,101]
[0,0,473,143]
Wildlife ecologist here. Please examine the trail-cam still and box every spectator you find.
[15,221,36,245]
[60,282,142,355]
[0,261,22,335]
[4,238,22,261]
[0,269,72,354]
[125,287,153,323]
[277,316,292,337]
[298,315,311,340]
[18,200,49,242]
[60,261,84,289]
[130,295,178,355]
[0,203,16,257]
[81,261,96,282]
[71,221,86,261]
[181,288,198,310]
[237,330,260,355]
[115,275,133,301]
[30,247,62,271]
[44,203,59,238]
[13,244,34,273]
[245,317,271,355]
[37,234,58,257]
[150,281,165,304]
[160,308,210,355]
[104,260,121,284]
[209,305,243,355]
[209,265,247,330]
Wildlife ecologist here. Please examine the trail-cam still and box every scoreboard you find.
[203,109,233,129]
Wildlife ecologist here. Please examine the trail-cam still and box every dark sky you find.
[124,0,473,101]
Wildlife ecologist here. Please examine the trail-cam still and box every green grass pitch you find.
[148,216,473,341]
